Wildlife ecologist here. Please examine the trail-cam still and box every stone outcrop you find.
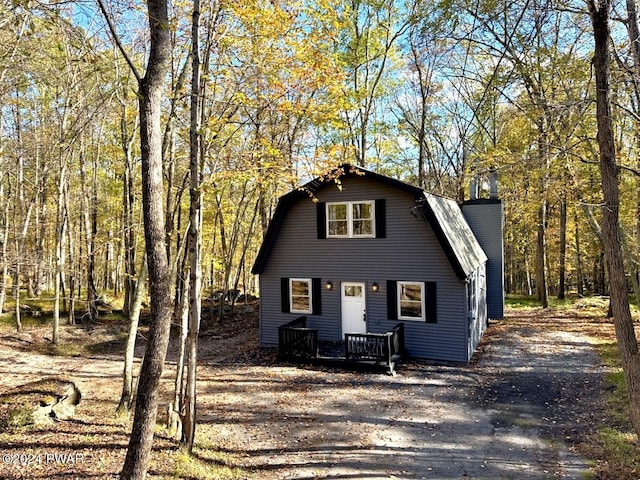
[1,378,81,428]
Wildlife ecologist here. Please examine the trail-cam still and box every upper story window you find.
[327,201,375,238]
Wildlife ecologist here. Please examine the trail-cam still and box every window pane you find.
[328,204,348,237]
[352,202,372,220]
[291,281,309,297]
[345,285,363,297]
[400,284,422,301]
[292,296,310,311]
[400,301,422,318]
[328,204,347,220]
[328,220,348,236]
[327,201,375,237]
[398,282,423,319]
[352,219,372,235]
[291,280,311,312]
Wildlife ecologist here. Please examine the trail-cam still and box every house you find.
[251,165,504,363]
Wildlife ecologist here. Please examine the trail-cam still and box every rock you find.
[51,382,82,420]
[1,378,82,428]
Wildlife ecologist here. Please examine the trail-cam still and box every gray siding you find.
[462,201,505,320]
[259,176,471,363]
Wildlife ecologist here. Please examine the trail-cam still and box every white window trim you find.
[326,201,375,238]
[397,281,426,321]
[467,273,477,321]
[290,278,312,314]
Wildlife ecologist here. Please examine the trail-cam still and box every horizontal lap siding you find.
[259,177,470,362]
[463,201,504,320]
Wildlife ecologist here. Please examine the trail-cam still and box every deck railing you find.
[278,316,318,359]
[345,323,405,368]
[277,319,405,374]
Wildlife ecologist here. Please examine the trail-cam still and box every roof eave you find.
[418,199,470,281]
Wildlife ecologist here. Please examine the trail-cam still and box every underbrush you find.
[590,339,640,479]
[168,442,244,480]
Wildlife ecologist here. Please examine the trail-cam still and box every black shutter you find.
[375,199,386,238]
[281,278,290,313]
[312,278,322,315]
[317,202,327,239]
[387,280,397,320]
[426,281,437,323]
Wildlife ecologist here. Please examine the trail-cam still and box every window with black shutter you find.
[281,277,322,315]
[317,200,386,239]
[387,280,437,323]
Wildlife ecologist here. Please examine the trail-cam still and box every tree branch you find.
[95,0,142,83]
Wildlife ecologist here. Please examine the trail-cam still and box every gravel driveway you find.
[0,307,607,479]
[198,310,606,479]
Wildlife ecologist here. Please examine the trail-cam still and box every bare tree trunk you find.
[558,197,567,300]
[535,202,549,307]
[575,210,584,297]
[12,95,32,333]
[623,0,640,308]
[108,0,173,475]
[588,0,640,440]
[116,257,147,416]
[53,154,68,342]
[120,93,139,318]
[35,171,48,297]
[80,148,99,321]
[168,267,188,437]
[525,253,533,296]
[65,183,76,325]
[0,183,8,314]
[623,237,640,307]
[180,0,202,451]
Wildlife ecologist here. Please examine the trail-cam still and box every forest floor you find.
[0,301,634,479]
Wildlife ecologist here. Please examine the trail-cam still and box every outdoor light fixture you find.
[371,282,379,292]
[326,281,333,290]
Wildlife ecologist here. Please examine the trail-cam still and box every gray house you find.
[251,165,504,363]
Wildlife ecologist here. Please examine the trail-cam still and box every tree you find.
[338,0,414,167]
[98,0,175,476]
[116,256,147,416]
[179,0,203,451]
[587,0,640,439]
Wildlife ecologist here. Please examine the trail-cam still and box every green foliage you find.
[598,427,640,472]
[505,294,543,309]
[0,407,33,430]
[0,0,637,318]
[505,294,601,311]
[590,323,640,478]
[168,444,244,480]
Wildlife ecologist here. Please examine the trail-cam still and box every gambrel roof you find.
[420,193,487,279]
[251,164,487,280]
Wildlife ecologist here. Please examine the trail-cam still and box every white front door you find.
[341,282,367,334]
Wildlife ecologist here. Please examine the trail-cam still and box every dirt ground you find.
[0,306,612,479]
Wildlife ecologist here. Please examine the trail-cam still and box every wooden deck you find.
[278,316,405,374]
